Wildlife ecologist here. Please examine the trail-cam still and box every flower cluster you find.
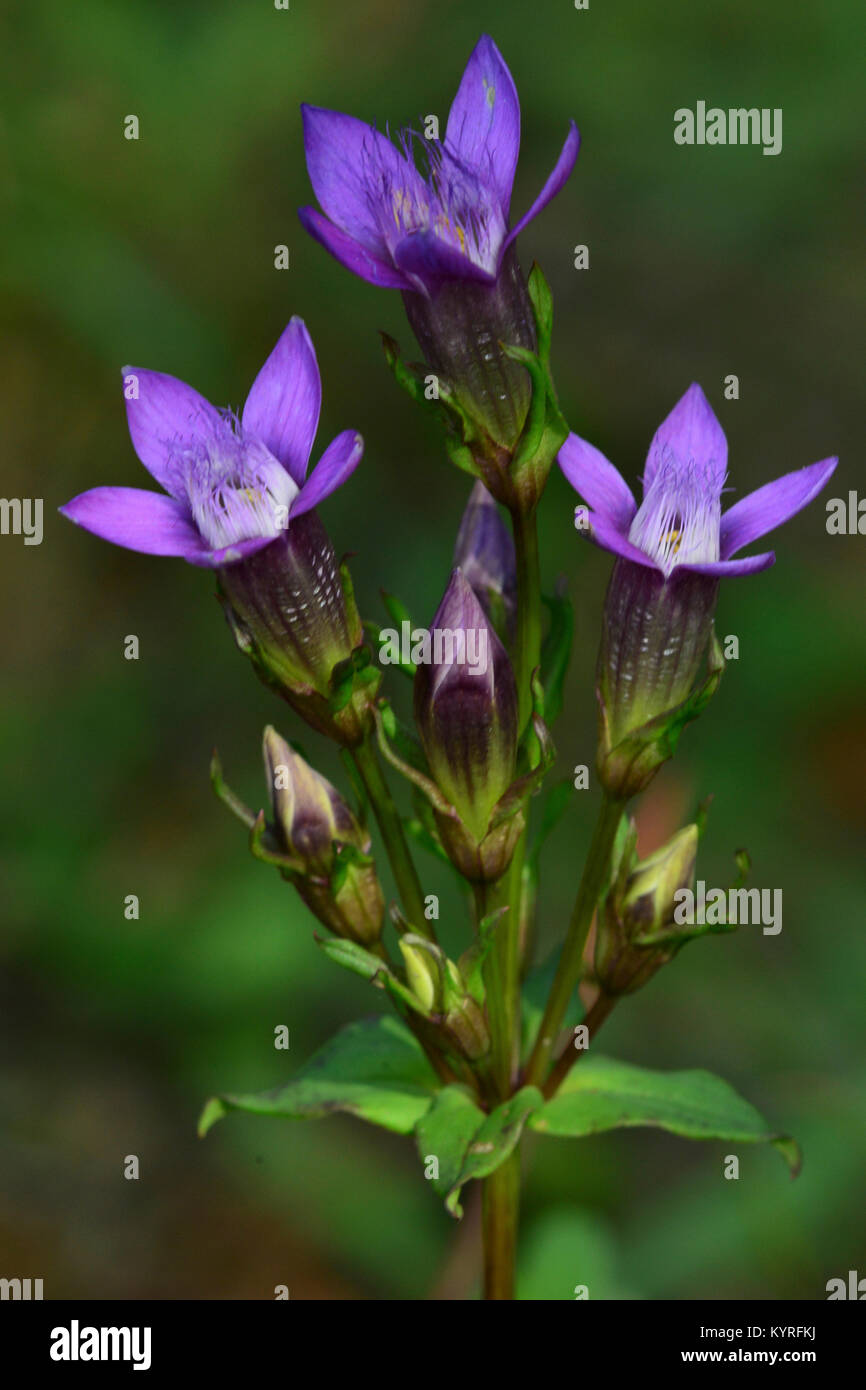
[60,33,838,1301]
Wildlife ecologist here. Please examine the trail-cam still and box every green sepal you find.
[316,935,432,1018]
[529,1056,800,1176]
[457,907,508,1006]
[500,341,569,505]
[381,331,483,479]
[329,840,375,898]
[249,808,302,871]
[210,749,256,830]
[526,262,554,368]
[199,1016,440,1138]
[488,713,555,831]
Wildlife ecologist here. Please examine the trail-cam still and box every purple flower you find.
[60,318,363,568]
[559,382,837,580]
[559,384,838,793]
[299,35,579,297]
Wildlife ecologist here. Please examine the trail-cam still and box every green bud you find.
[595,823,698,995]
[398,938,441,1014]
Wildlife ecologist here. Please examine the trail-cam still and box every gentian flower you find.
[60,317,361,569]
[61,320,373,739]
[559,383,837,793]
[300,35,579,451]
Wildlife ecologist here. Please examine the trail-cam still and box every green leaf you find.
[415,1085,484,1203]
[199,1015,440,1137]
[529,1057,800,1175]
[539,586,574,726]
[445,1087,544,1217]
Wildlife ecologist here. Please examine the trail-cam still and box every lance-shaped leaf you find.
[199,1016,440,1138]
[529,1056,800,1175]
[445,1086,544,1216]
[415,1084,544,1218]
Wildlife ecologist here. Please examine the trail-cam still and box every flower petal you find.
[575,507,660,571]
[393,231,497,295]
[298,206,411,289]
[186,535,278,569]
[445,35,520,214]
[301,105,415,259]
[643,382,727,495]
[719,456,838,558]
[558,432,636,529]
[679,552,776,577]
[122,368,222,498]
[502,120,580,253]
[242,318,321,486]
[59,486,208,560]
[292,429,363,518]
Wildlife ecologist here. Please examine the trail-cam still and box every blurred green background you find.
[2,0,864,1299]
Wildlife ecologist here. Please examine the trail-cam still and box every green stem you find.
[481,1148,520,1299]
[542,988,618,1099]
[351,736,430,936]
[473,876,513,1099]
[523,795,624,1089]
[511,506,542,735]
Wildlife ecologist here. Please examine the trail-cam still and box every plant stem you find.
[481,1148,520,1299]
[351,735,431,936]
[542,989,618,1098]
[511,505,542,736]
[473,877,514,1099]
[476,508,541,1297]
[523,795,624,1089]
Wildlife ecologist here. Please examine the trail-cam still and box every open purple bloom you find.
[559,382,837,580]
[299,35,579,298]
[558,384,838,793]
[60,318,363,568]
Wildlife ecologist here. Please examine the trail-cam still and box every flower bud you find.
[595,823,698,995]
[402,247,537,455]
[219,510,378,745]
[454,481,517,639]
[398,938,440,1014]
[263,727,363,874]
[414,569,519,845]
[260,727,383,944]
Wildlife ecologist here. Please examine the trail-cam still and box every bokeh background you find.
[2,0,864,1299]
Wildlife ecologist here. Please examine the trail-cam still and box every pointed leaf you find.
[415,1085,485,1209]
[445,1086,544,1217]
[529,1056,800,1175]
[199,1016,440,1137]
